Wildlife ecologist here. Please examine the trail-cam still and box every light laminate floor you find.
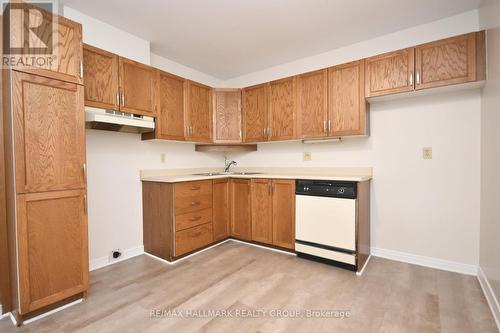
[0,241,497,333]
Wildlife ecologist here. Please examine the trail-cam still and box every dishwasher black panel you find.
[295,180,357,199]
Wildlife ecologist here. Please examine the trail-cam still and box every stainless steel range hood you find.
[85,107,155,134]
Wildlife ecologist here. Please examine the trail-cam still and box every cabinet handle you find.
[190,215,202,221]
[266,128,270,140]
[121,91,125,106]
[116,91,120,106]
[416,71,420,85]
[79,61,83,78]
[83,163,86,181]
[409,72,413,86]
[323,120,327,133]
[328,120,331,133]
[83,194,87,214]
[191,186,201,190]
[191,201,201,206]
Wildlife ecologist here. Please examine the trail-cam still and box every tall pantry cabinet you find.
[2,5,88,324]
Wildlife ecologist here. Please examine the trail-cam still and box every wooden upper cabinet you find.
[272,180,295,250]
[213,89,242,143]
[83,44,119,110]
[242,83,268,143]
[365,48,415,97]
[119,58,157,117]
[17,190,88,314]
[186,81,212,142]
[230,179,251,241]
[8,4,83,84]
[297,69,328,139]
[12,71,86,194]
[415,31,486,90]
[213,179,230,241]
[328,61,367,136]
[269,77,297,141]
[156,71,186,140]
[251,179,273,245]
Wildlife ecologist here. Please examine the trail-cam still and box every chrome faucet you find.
[224,156,237,173]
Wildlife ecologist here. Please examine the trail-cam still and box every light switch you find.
[423,147,432,160]
[303,152,312,161]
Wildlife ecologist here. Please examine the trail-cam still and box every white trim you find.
[23,299,83,325]
[478,267,500,332]
[89,245,144,271]
[371,247,478,276]
[0,311,9,320]
[9,312,17,326]
[356,254,372,276]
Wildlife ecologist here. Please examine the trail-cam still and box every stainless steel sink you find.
[233,172,262,175]
[191,172,224,176]
[191,171,262,176]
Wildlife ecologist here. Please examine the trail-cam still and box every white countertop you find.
[140,167,372,183]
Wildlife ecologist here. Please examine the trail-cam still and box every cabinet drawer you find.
[175,180,212,198]
[175,208,212,232]
[175,194,212,214]
[175,223,213,256]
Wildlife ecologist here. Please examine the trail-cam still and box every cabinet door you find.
[156,71,186,140]
[297,69,328,139]
[213,179,230,241]
[186,81,212,142]
[415,32,484,90]
[272,180,295,250]
[251,179,273,245]
[365,48,415,97]
[9,4,83,84]
[328,61,367,136]
[242,83,268,142]
[269,77,297,141]
[213,89,242,143]
[12,71,86,194]
[17,190,88,314]
[83,44,119,110]
[230,179,251,241]
[119,58,157,117]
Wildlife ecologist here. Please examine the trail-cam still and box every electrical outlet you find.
[110,249,122,262]
[160,153,166,163]
[303,152,312,161]
[423,147,432,160]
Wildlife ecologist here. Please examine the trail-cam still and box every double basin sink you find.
[191,171,262,176]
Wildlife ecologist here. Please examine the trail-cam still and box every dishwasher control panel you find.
[295,180,357,199]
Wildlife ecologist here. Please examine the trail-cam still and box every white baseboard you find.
[478,267,500,332]
[371,247,478,276]
[89,245,144,271]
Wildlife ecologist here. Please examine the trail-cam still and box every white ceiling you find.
[61,0,480,80]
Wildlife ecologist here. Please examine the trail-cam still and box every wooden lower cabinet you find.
[213,179,230,241]
[250,179,295,250]
[17,190,89,314]
[230,179,252,240]
[251,179,273,244]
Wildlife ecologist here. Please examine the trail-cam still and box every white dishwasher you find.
[295,180,362,272]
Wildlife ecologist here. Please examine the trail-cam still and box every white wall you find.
[479,0,500,324]
[63,7,224,263]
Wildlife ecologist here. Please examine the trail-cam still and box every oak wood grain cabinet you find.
[12,72,86,194]
[213,89,242,143]
[249,179,295,250]
[155,71,186,140]
[8,3,83,85]
[268,77,297,141]
[213,179,231,241]
[251,179,273,244]
[185,81,212,142]
[119,58,158,117]
[82,44,120,110]
[415,31,486,90]
[297,69,328,139]
[142,180,214,260]
[230,179,252,240]
[242,83,269,143]
[17,190,89,313]
[365,48,415,98]
[328,61,368,136]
